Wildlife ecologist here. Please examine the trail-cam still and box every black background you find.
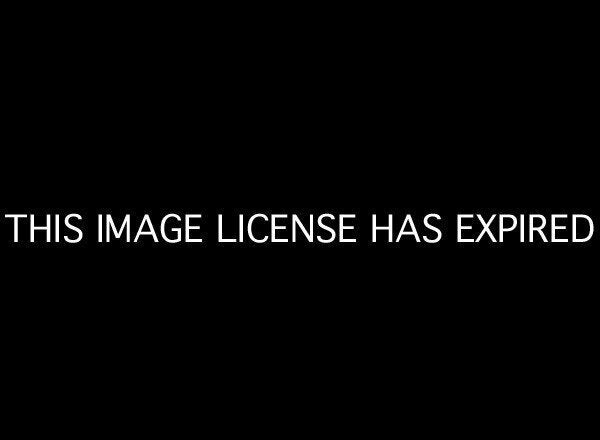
[1,6,597,434]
